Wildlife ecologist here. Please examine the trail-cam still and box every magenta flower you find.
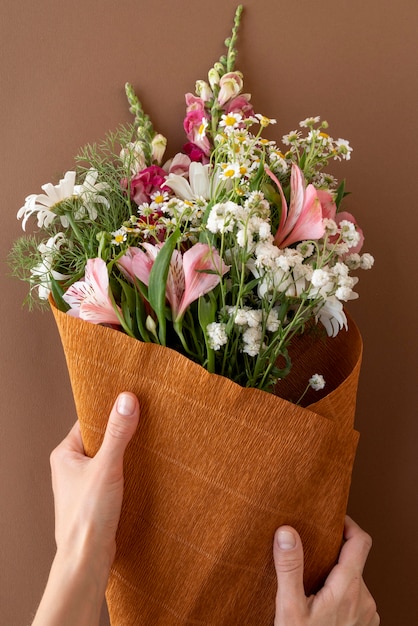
[119,242,229,322]
[63,258,121,325]
[267,164,325,248]
[123,165,167,205]
[223,93,254,119]
[183,94,211,156]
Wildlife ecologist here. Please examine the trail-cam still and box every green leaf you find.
[50,276,70,312]
[198,291,218,373]
[148,228,180,344]
[335,179,346,209]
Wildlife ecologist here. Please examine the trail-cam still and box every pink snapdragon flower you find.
[63,258,121,325]
[183,94,211,156]
[118,242,229,322]
[217,71,244,107]
[267,164,325,248]
[223,93,254,119]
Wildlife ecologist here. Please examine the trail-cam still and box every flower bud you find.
[145,315,158,338]
[195,80,213,102]
[151,134,167,165]
[208,67,220,89]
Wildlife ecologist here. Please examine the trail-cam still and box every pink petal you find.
[175,244,228,320]
[279,186,325,248]
[277,164,305,243]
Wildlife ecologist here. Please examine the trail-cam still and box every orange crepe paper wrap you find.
[51,300,362,625]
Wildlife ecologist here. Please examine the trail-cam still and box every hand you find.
[50,391,140,568]
[32,392,139,626]
[273,516,379,625]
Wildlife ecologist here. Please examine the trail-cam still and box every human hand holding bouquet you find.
[11,5,373,624]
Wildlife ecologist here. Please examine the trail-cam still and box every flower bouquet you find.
[11,5,373,624]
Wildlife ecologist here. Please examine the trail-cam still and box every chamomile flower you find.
[219,112,243,131]
[111,228,128,246]
[299,116,321,128]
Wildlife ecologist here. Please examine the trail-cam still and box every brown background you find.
[1,1,416,624]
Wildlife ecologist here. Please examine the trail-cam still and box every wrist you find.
[32,545,113,626]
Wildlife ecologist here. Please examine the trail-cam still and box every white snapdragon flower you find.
[206,322,228,350]
[120,141,146,174]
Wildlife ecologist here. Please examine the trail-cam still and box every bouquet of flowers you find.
[11,6,373,624]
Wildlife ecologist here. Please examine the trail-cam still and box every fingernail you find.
[117,393,136,416]
[277,530,296,550]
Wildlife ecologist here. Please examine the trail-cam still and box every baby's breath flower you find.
[311,268,331,288]
[242,326,262,357]
[345,253,361,270]
[360,253,374,270]
[207,322,228,350]
[266,309,280,332]
[297,241,315,258]
[309,373,326,391]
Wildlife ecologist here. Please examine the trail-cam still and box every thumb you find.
[273,526,307,622]
[98,392,140,464]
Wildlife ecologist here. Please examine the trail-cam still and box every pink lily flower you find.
[63,258,121,325]
[119,243,229,322]
[267,164,325,248]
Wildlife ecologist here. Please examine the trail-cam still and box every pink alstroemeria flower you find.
[119,242,229,322]
[267,164,325,249]
[63,258,121,325]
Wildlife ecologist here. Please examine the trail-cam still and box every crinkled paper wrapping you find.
[51,301,362,625]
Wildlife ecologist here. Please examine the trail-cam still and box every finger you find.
[338,516,373,575]
[273,526,307,620]
[98,392,140,465]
